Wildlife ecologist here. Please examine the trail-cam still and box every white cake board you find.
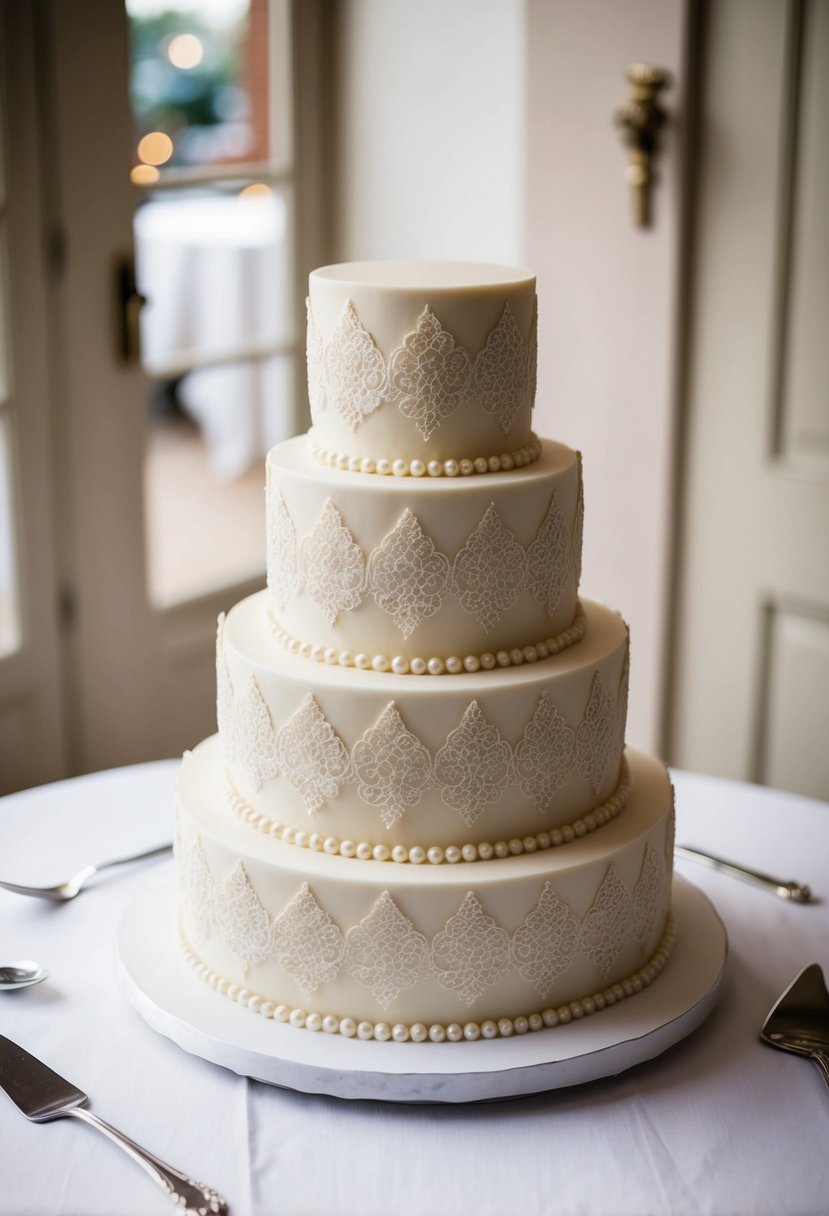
[116,875,726,1104]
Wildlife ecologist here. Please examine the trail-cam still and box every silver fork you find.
[0,843,173,902]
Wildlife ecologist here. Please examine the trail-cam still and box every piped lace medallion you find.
[213,861,274,975]
[266,486,302,613]
[323,300,388,431]
[350,702,433,829]
[344,892,431,1008]
[434,702,513,827]
[430,893,513,1006]
[388,307,472,440]
[510,882,580,999]
[578,863,633,981]
[512,693,576,811]
[300,499,366,625]
[575,673,617,795]
[366,510,451,638]
[451,504,528,632]
[473,302,529,434]
[276,694,350,813]
[271,883,346,996]
[306,295,538,438]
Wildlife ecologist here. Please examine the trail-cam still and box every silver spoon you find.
[0,961,49,991]
[0,843,173,903]
[761,963,829,1092]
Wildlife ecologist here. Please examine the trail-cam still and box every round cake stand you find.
[116,875,726,1104]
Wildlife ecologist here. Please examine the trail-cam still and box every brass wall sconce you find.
[614,64,671,228]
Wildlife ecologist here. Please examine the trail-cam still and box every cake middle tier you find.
[266,435,583,663]
[218,592,629,850]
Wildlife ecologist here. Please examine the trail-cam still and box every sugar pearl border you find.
[227,757,631,865]
[269,603,586,678]
[308,431,543,478]
[179,911,676,1043]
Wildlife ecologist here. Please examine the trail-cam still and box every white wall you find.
[526,0,687,755]
[330,0,687,756]
[332,0,525,264]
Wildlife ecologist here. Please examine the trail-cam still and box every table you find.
[1,760,827,1216]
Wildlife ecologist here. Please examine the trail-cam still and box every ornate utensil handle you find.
[811,1048,829,1091]
[675,845,812,902]
[67,1107,228,1214]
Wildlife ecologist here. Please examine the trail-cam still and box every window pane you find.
[134,185,291,375]
[143,353,293,607]
[126,0,276,176]
[0,416,20,657]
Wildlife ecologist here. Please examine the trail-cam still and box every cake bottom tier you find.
[176,737,675,1039]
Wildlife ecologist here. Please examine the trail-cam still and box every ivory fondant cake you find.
[175,261,676,1045]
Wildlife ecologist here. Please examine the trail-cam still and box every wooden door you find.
[669,0,829,800]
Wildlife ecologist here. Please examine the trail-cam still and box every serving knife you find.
[0,1034,228,1214]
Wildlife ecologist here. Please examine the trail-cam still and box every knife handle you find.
[67,1107,229,1215]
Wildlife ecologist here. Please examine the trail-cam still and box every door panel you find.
[670,0,829,798]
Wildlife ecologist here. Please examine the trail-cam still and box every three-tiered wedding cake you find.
[175,261,676,1045]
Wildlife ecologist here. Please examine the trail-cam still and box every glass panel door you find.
[125,0,298,608]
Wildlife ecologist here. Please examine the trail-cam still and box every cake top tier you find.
[306,261,537,466]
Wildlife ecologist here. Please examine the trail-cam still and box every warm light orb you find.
[168,33,204,70]
[130,164,160,185]
[239,182,273,199]
[137,131,174,166]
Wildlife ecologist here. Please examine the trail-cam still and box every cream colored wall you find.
[525,0,686,756]
[331,0,686,756]
[331,0,525,264]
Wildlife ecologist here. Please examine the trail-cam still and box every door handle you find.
[115,255,147,365]
[613,63,671,228]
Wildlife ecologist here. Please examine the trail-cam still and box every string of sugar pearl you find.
[308,433,542,478]
[226,758,630,864]
[268,604,587,678]
[179,913,676,1042]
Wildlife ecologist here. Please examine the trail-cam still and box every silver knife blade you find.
[0,1034,87,1121]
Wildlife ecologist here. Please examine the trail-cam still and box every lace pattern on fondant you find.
[433,702,513,827]
[266,488,580,638]
[178,829,673,1007]
[308,297,538,437]
[276,694,351,814]
[344,892,431,1008]
[299,500,366,626]
[323,300,388,430]
[266,485,302,612]
[218,625,628,822]
[366,509,451,638]
[179,912,677,1041]
[271,883,346,996]
[350,702,434,829]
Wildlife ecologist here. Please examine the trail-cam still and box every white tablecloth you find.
[1,761,827,1216]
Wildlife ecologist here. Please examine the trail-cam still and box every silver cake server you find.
[0,1034,228,1214]
[760,963,829,1093]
